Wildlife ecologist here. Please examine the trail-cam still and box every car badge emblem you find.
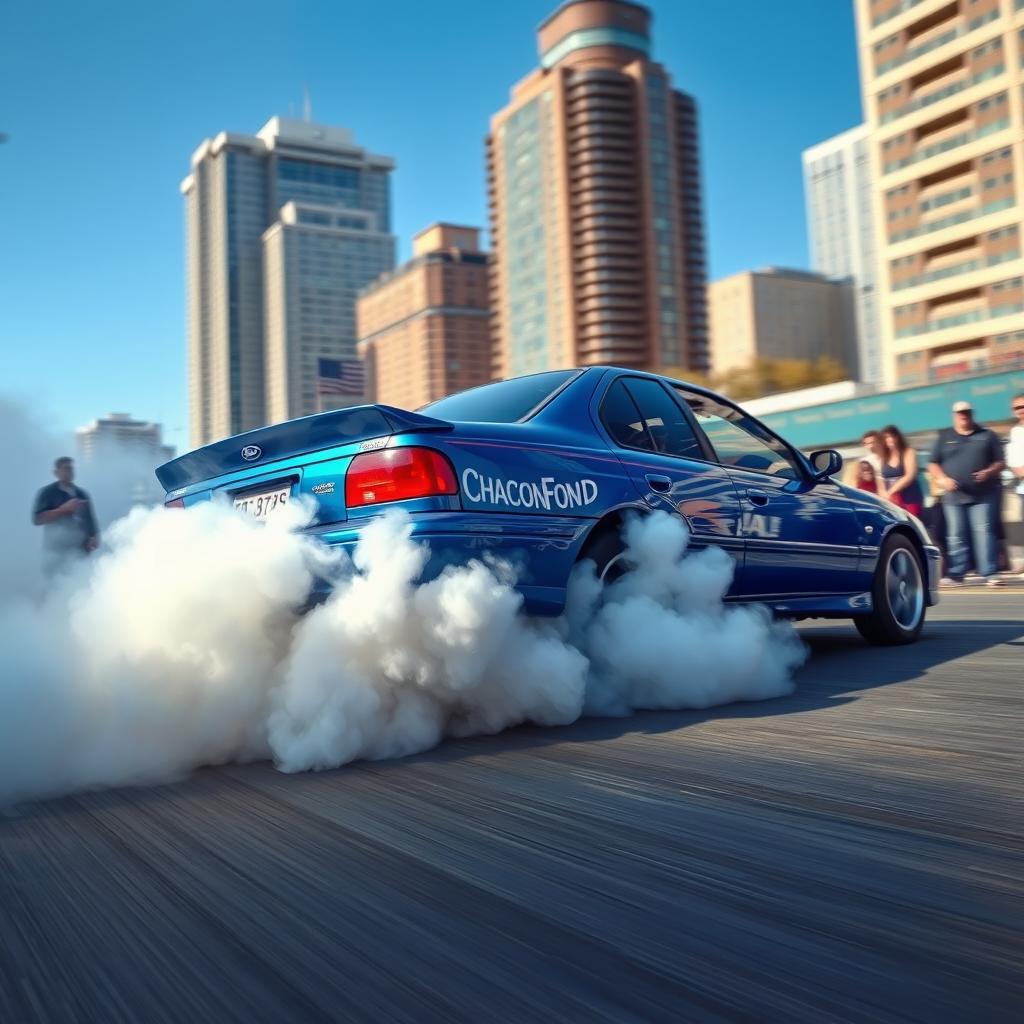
[241,445,262,461]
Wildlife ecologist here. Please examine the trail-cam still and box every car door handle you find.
[746,488,770,507]
[646,474,672,493]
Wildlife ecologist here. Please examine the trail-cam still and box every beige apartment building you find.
[487,0,708,380]
[357,225,491,410]
[855,0,1024,388]
[709,268,858,376]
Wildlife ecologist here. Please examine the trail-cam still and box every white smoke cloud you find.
[572,514,802,716]
[0,398,806,806]
[268,514,590,772]
[83,444,169,528]
[0,501,327,801]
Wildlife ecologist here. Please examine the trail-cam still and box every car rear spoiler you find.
[155,405,452,491]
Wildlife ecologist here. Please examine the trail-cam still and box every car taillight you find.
[165,497,185,509]
[345,447,458,508]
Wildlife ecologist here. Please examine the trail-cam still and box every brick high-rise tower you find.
[487,0,709,379]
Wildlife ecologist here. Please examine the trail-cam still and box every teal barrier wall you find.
[759,368,1024,449]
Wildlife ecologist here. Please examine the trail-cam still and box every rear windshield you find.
[421,370,579,423]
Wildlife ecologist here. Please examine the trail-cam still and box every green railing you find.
[919,184,973,212]
[885,118,1010,174]
[876,11,998,75]
[896,302,1024,339]
[892,249,1022,291]
[880,65,1005,125]
[873,0,927,28]
[889,196,1015,243]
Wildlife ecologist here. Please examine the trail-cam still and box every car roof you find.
[579,365,732,406]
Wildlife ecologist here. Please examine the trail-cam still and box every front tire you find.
[854,535,925,645]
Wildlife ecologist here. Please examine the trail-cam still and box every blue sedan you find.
[158,367,941,645]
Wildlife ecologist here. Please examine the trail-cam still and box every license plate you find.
[233,486,290,521]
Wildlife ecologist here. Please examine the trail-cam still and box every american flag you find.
[317,357,365,396]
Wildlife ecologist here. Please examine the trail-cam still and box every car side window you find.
[621,379,705,460]
[601,379,654,451]
[677,390,801,480]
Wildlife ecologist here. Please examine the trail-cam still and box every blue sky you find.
[0,0,861,453]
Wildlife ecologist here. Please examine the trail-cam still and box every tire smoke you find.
[0,403,806,806]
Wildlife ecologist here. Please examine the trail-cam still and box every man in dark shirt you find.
[928,401,1005,587]
[32,456,100,576]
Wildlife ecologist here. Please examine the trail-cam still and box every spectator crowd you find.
[851,393,1024,588]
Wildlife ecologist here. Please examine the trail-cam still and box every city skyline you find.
[1,0,861,451]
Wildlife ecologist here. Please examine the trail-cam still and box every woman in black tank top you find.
[881,424,923,516]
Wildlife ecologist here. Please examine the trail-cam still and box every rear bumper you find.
[305,510,593,616]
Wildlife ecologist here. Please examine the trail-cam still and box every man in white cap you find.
[928,401,1005,587]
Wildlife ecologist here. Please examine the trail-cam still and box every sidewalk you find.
[942,572,1024,590]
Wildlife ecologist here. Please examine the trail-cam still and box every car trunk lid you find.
[156,405,452,492]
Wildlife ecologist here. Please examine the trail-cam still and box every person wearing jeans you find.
[942,497,999,583]
[928,401,1005,588]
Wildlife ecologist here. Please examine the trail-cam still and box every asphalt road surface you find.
[1,591,1022,1023]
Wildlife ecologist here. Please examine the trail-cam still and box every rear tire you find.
[854,535,925,646]
[581,529,628,584]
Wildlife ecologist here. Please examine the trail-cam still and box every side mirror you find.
[809,449,843,480]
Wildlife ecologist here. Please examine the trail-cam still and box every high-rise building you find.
[182,117,395,445]
[708,268,858,376]
[803,124,882,383]
[357,224,492,410]
[263,201,394,424]
[76,413,175,507]
[487,0,708,380]
[854,0,1024,388]
[76,413,174,465]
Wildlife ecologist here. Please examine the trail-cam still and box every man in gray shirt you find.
[32,456,100,577]
[928,401,1005,587]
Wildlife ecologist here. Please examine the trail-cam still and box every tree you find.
[712,357,847,401]
[648,357,848,401]
[651,365,715,389]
